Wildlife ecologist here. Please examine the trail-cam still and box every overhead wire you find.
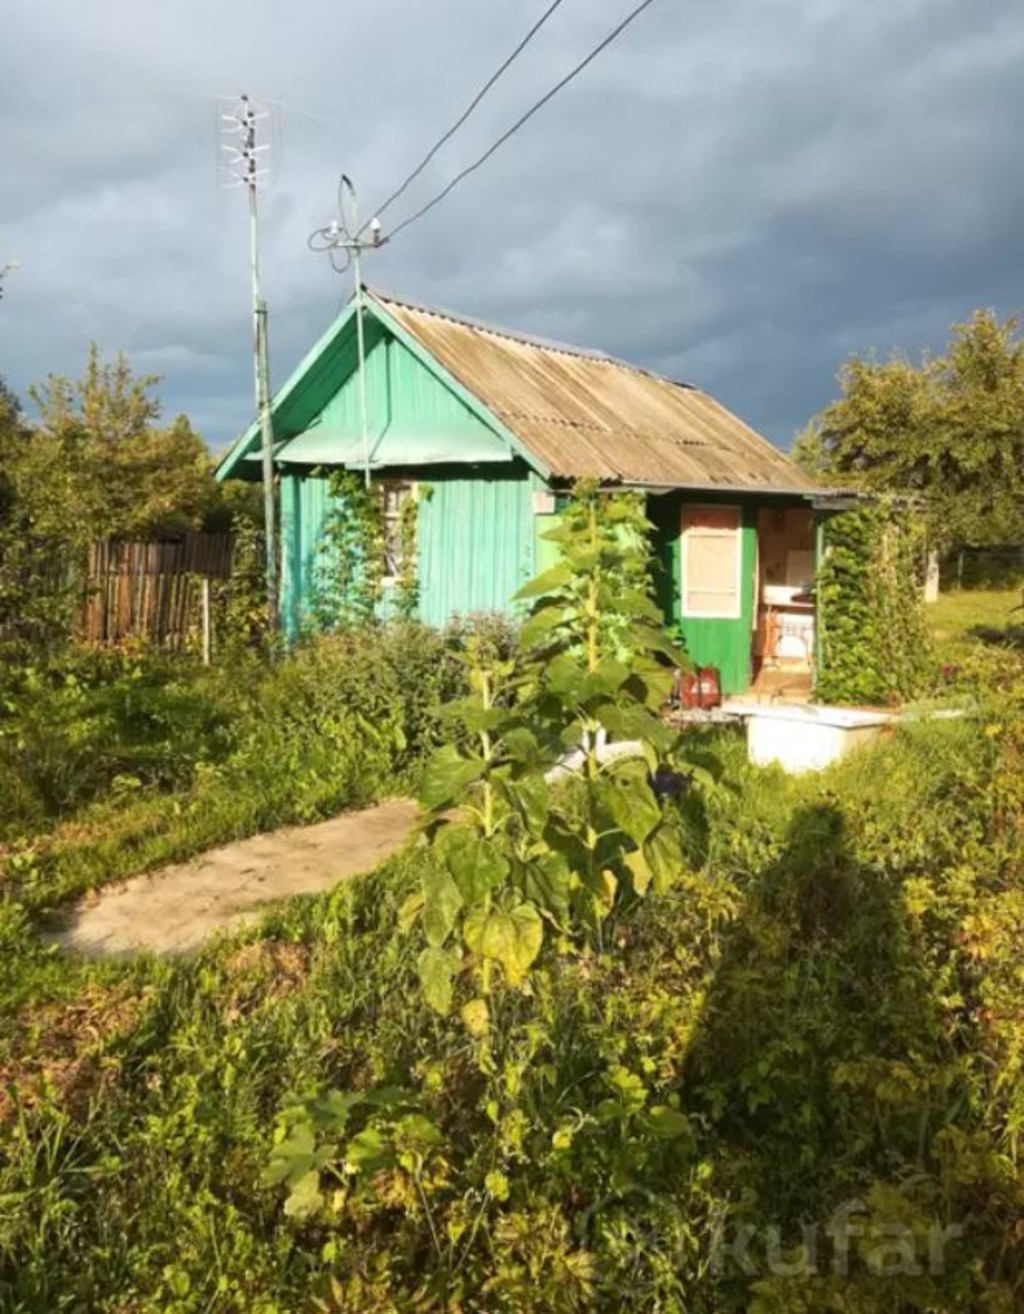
[363,0,569,234]
[384,0,660,244]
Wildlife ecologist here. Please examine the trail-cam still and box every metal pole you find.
[243,95,278,633]
[342,177,373,489]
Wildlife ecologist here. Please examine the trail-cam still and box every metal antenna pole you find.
[239,94,278,633]
[340,177,372,489]
[308,178,384,488]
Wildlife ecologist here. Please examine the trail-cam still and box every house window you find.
[681,505,743,619]
[379,480,416,581]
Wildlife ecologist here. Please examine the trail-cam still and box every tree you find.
[808,311,1024,551]
[29,345,222,539]
[0,348,243,656]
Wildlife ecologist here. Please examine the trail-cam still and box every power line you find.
[385,0,660,244]
[365,0,568,233]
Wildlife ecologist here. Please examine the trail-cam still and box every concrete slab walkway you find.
[49,798,420,957]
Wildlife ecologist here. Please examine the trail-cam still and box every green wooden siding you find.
[417,467,537,626]
[650,492,757,695]
[273,322,512,469]
[280,464,537,635]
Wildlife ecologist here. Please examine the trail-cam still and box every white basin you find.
[723,702,896,773]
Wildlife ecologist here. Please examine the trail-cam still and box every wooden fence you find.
[80,534,236,649]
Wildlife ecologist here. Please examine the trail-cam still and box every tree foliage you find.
[27,345,223,539]
[815,500,934,705]
[0,347,251,656]
[806,310,1024,551]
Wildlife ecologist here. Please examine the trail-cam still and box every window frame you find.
[680,503,744,621]
[378,478,417,585]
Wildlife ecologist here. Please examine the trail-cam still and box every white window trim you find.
[379,479,418,586]
[680,503,744,621]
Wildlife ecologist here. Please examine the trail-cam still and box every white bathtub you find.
[724,702,897,773]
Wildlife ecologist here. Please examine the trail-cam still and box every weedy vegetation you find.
[0,483,1022,1312]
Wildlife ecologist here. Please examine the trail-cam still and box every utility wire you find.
[385,0,660,243]
[364,0,569,233]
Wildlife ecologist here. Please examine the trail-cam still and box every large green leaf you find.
[422,864,464,948]
[581,656,630,700]
[417,945,461,1016]
[597,702,674,752]
[643,822,685,892]
[464,903,544,986]
[625,623,686,661]
[544,653,589,701]
[508,774,550,835]
[515,563,573,600]
[598,773,662,847]
[419,744,486,811]
[524,849,572,924]
[501,726,544,771]
[624,846,654,896]
[452,701,509,735]
[519,604,568,650]
[283,1169,325,1219]
[446,833,510,904]
[345,1126,393,1175]
[645,1106,692,1140]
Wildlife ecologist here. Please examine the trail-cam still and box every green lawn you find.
[927,586,1024,663]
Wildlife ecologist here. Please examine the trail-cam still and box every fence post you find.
[202,577,211,666]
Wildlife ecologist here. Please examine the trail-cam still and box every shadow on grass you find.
[679,802,968,1291]
[966,621,1024,649]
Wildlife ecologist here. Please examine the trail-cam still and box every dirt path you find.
[49,798,420,957]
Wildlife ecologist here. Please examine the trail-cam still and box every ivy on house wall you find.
[309,471,423,630]
[815,500,934,706]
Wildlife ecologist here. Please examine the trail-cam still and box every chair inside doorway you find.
[752,506,816,700]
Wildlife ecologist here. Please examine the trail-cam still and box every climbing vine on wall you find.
[815,499,934,705]
[309,473,424,629]
[392,485,428,622]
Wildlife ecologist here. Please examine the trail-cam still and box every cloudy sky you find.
[2,0,1022,452]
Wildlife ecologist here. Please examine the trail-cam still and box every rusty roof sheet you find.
[372,290,820,495]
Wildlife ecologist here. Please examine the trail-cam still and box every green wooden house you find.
[217,290,830,694]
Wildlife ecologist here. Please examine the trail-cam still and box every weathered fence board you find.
[81,534,235,649]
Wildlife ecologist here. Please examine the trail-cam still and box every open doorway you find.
[753,506,816,697]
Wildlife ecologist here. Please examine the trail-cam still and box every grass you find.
[1,703,1022,1311]
[927,586,1024,663]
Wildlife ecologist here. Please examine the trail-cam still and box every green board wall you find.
[279,464,538,635]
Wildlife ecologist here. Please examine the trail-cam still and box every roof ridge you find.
[366,285,697,391]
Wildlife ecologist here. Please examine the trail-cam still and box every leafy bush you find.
[0,623,464,905]
[816,500,935,705]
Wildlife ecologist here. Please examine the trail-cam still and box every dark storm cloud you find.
[2,0,1022,449]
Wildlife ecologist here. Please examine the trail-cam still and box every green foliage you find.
[0,624,461,907]
[0,347,250,659]
[310,471,425,630]
[211,510,271,657]
[310,470,385,630]
[812,310,1024,552]
[816,500,935,705]
[5,671,1024,1310]
[392,483,426,622]
[406,480,693,1023]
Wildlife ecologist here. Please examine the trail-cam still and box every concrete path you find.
[49,798,420,957]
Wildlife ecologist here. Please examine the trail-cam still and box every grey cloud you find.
[2,0,1023,451]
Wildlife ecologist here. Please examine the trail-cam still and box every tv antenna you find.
[218,93,278,632]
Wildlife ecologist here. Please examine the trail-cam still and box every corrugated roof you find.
[371,289,820,495]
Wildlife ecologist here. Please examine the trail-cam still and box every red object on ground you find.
[680,666,722,710]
